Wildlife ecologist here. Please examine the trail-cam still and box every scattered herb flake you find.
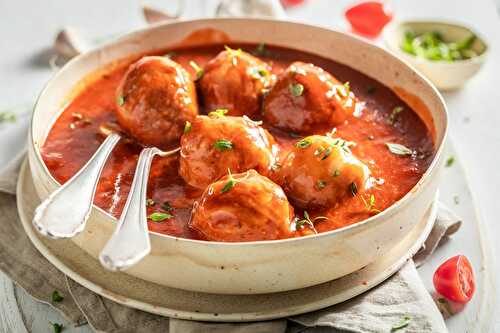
[321,146,333,160]
[296,137,313,149]
[50,322,64,333]
[224,45,242,57]
[213,139,234,151]
[162,201,174,211]
[317,180,327,189]
[289,132,302,138]
[0,111,16,123]
[254,43,268,56]
[391,315,411,332]
[208,108,229,118]
[333,169,341,177]
[117,95,125,106]
[221,177,236,193]
[146,198,155,207]
[184,121,192,134]
[388,106,404,125]
[289,83,304,97]
[344,81,351,95]
[189,60,204,80]
[148,212,173,222]
[445,156,455,167]
[386,142,413,156]
[294,211,328,232]
[51,290,64,303]
[453,195,460,205]
[349,182,358,196]
[314,146,325,156]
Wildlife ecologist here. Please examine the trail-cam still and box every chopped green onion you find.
[189,60,204,80]
[208,108,229,118]
[391,315,411,332]
[184,121,192,134]
[296,137,313,149]
[388,106,404,125]
[117,96,125,106]
[445,156,455,167]
[213,139,233,151]
[289,83,304,97]
[148,212,173,222]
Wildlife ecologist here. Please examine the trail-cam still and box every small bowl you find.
[383,20,488,91]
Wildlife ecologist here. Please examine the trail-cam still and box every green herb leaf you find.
[208,108,229,118]
[51,290,64,303]
[296,137,313,149]
[294,211,328,232]
[224,45,242,57]
[391,315,411,332]
[162,201,174,211]
[289,83,304,97]
[184,121,192,134]
[386,143,413,156]
[349,182,358,197]
[50,322,64,333]
[148,212,173,222]
[289,132,302,138]
[321,146,333,160]
[0,111,16,124]
[333,169,341,177]
[189,60,204,80]
[344,81,351,95]
[445,156,455,167]
[146,198,155,207]
[213,139,234,151]
[221,179,236,193]
[117,96,125,106]
[388,106,404,125]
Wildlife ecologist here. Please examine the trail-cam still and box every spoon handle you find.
[33,133,121,239]
[99,147,179,271]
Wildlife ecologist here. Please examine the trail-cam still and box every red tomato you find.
[280,0,305,7]
[433,255,475,303]
[344,1,392,38]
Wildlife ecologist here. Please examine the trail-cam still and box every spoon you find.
[99,146,180,271]
[33,133,121,238]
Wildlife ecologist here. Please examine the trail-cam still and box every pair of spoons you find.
[33,133,180,271]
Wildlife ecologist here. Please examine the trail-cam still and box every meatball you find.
[278,135,370,209]
[115,56,198,148]
[199,48,274,118]
[263,62,356,134]
[190,170,294,242]
[179,114,277,189]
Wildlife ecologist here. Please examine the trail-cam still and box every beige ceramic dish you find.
[28,18,448,295]
[383,20,488,91]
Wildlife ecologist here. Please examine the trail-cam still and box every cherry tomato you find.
[280,0,305,7]
[344,1,392,38]
[433,255,475,303]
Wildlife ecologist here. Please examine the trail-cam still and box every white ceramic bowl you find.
[29,18,448,295]
[383,20,488,91]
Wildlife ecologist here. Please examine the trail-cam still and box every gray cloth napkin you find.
[0,152,458,332]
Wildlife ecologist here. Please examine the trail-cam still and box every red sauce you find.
[41,44,434,240]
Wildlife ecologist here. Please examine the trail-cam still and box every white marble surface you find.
[0,0,499,332]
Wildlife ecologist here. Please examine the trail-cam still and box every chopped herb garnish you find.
[50,322,64,333]
[184,121,192,134]
[221,170,236,194]
[314,146,325,156]
[333,169,341,177]
[391,315,411,332]
[321,146,333,160]
[453,195,460,205]
[296,137,313,149]
[117,95,125,106]
[445,156,455,167]
[213,139,234,151]
[189,60,204,80]
[51,290,64,303]
[361,194,381,213]
[388,106,404,125]
[349,182,358,196]
[208,108,229,118]
[148,212,173,222]
[224,45,242,57]
[146,198,155,207]
[367,85,377,94]
[294,211,328,232]
[386,142,413,156]
[344,81,351,95]
[162,201,174,211]
[289,83,304,97]
[317,180,327,189]
[271,163,281,171]
[289,132,302,138]
[0,111,17,124]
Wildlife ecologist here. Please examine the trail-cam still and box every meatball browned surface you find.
[278,135,370,209]
[115,56,198,148]
[263,62,356,134]
[199,48,274,118]
[190,170,294,242]
[179,114,277,189]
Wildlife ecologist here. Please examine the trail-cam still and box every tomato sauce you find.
[41,44,434,240]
